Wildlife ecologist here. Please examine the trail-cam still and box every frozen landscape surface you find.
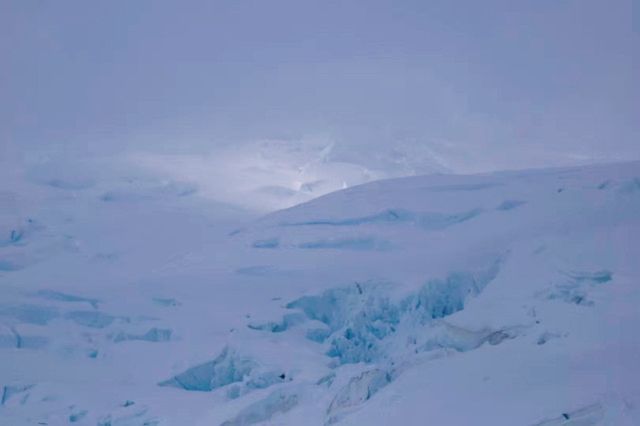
[0,159,639,425]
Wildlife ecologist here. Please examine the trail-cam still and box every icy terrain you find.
[131,138,450,211]
[1,159,639,425]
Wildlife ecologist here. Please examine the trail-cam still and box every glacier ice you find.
[1,218,40,248]
[326,369,393,425]
[279,261,502,364]
[618,177,640,194]
[0,327,48,349]
[221,389,299,426]
[69,409,88,422]
[151,297,180,307]
[402,266,500,322]
[0,304,59,325]
[35,289,100,309]
[0,259,23,271]
[9,229,23,244]
[2,160,638,424]
[159,347,255,392]
[281,208,483,231]
[297,237,390,251]
[248,313,306,333]
[159,347,287,397]
[65,310,116,328]
[540,270,613,306]
[282,209,414,227]
[252,238,280,249]
[426,182,501,192]
[97,408,159,426]
[235,265,280,276]
[1,384,33,406]
[532,402,604,425]
[306,328,331,343]
[496,199,526,211]
[113,328,172,343]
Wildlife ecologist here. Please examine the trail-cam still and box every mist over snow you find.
[127,138,457,211]
[1,1,639,425]
[2,0,638,183]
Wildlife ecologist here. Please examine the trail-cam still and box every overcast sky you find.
[1,0,638,173]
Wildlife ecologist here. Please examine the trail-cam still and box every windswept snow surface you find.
[1,160,639,425]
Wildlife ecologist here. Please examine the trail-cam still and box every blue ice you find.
[297,237,389,251]
[152,297,180,307]
[252,238,280,249]
[283,262,500,364]
[248,313,305,333]
[283,208,482,231]
[221,389,298,426]
[496,200,526,211]
[159,347,255,392]
[65,311,116,328]
[113,328,172,343]
[36,289,100,308]
[1,384,33,405]
[0,304,59,325]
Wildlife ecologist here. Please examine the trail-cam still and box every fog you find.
[1,0,637,209]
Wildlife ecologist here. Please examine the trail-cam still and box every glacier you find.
[0,159,639,425]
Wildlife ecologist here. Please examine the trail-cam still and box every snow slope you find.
[130,138,449,212]
[1,160,639,425]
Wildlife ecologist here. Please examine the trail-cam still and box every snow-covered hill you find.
[130,138,450,211]
[1,160,639,425]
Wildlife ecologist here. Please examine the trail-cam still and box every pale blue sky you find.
[1,0,638,171]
